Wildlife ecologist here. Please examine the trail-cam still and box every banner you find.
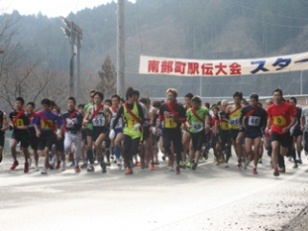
[139,52,308,77]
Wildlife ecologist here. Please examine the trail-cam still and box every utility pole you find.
[61,17,83,98]
[117,0,125,97]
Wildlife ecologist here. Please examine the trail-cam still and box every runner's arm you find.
[178,105,187,124]
[1,113,9,132]
[265,116,271,133]
[185,110,191,129]
[112,106,124,130]
[204,113,211,131]
[286,116,297,131]
[239,107,246,130]
[17,116,30,130]
[261,111,268,132]
[105,106,112,124]
[301,110,306,131]
[75,113,83,131]
[83,107,92,125]
[137,104,145,125]
[32,114,41,137]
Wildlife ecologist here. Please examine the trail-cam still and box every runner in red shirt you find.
[266,89,296,177]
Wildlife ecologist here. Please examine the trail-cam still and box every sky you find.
[0,0,127,18]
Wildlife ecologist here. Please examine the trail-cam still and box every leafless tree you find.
[97,55,116,99]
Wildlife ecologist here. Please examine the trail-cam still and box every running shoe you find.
[105,161,111,167]
[74,165,81,173]
[219,157,225,164]
[258,158,263,164]
[125,168,133,175]
[297,159,303,165]
[176,165,180,174]
[186,161,191,169]
[117,162,122,170]
[179,160,185,169]
[192,163,197,171]
[41,166,48,175]
[224,163,229,168]
[273,168,280,177]
[24,163,29,173]
[252,168,258,175]
[35,165,40,172]
[87,165,95,172]
[279,168,286,173]
[293,163,298,169]
[101,162,107,173]
[149,163,156,171]
[162,155,166,161]
[80,162,87,169]
[10,160,19,170]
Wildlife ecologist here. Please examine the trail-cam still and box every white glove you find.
[151,126,156,135]
[133,123,141,130]
[56,129,61,136]
[109,129,115,139]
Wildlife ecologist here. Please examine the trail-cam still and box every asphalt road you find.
[1,153,308,231]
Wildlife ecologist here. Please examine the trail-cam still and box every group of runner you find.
[0,87,307,177]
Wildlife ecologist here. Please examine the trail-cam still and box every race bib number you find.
[191,122,203,132]
[230,117,240,126]
[248,116,260,127]
[15,119,24,127]
[66,119,75,128]
[165,117,177,128]
[273,116,286,126]
[92,115,105,127]
[41,120,54,130]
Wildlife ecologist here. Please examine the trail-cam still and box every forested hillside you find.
[1,0,308,109]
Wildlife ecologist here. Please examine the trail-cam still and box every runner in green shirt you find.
[185,96,210,170]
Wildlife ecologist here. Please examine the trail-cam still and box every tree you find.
[97,55,116,99]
